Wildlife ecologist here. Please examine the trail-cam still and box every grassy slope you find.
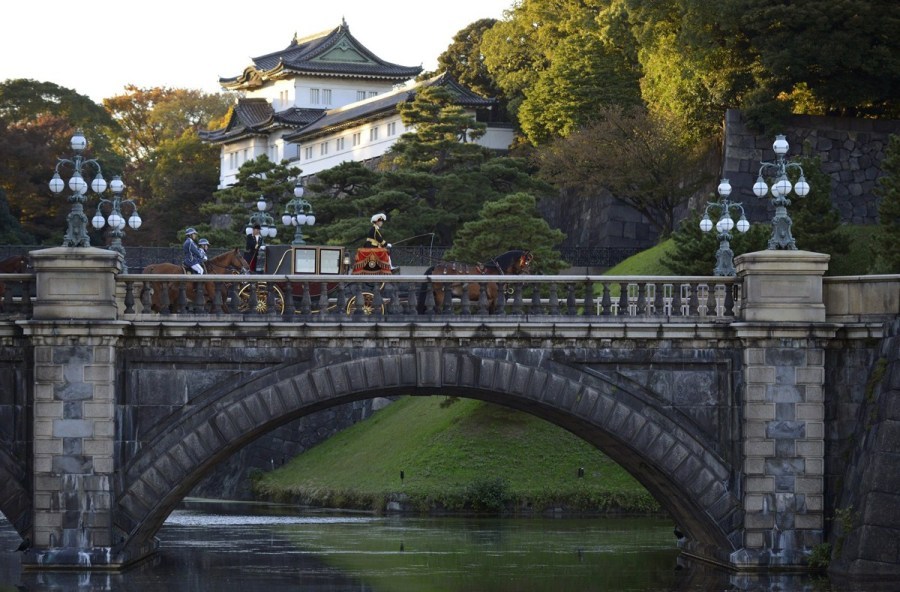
[255,396,657,513]
[604,239,676,275]
[605,224,872,277]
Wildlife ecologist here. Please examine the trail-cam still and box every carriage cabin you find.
[260,244,349,276]
[200,20,514,187]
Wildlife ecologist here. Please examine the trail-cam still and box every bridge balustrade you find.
[117,274,741,320]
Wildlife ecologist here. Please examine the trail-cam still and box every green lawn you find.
[603,240,677,276]
[254,396,658,514]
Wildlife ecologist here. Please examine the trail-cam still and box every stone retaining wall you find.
[829,318,900,577]
[723,109,900,225]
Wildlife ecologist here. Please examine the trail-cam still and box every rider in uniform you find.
[198,238,210,272]
[183,228,205,275]
[364,213,395,270]
[364,213,389,249]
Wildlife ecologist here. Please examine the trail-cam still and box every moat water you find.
[0,501,890,591]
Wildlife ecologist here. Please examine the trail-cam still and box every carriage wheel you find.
[237,283,285,314]
[345,291,385,315]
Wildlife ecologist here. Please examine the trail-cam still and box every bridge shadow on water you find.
[0,508,895,591]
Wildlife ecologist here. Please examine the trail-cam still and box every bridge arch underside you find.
[116,349,744,566]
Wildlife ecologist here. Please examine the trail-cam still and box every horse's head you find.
[0,255,29,273]
[231,248,251,274]
[514,251,533,275]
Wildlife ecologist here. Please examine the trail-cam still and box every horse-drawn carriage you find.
[141,242,531,316]
[234,244,531,315]
[238,243,349,314]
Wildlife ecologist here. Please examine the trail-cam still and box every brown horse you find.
[0,254,29,311]
[142,248,249,312]
[422,249,533,313]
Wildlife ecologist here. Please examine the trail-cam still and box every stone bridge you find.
[0,247,897,576]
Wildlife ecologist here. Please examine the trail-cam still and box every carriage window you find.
[319,249,342,274]
[294,249,316,274]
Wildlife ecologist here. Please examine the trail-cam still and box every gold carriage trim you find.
[352,248,392,274]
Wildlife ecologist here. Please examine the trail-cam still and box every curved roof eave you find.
[283,108,397,143]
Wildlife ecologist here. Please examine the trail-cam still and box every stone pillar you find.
[732,250,835,568]
[18,247,133,568]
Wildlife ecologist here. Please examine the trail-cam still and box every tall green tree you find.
[103,86,232,228]
[386,85,488,173]
[445,192,567,274]
[303,161,382,246]
[366,83,549,245]
[517,31,642,144]
[481,0,642,145]
[788,152,850,261]
[430,19,505,101]
[200,155,302,248]
[622,0,751,139]
[0,80,122,244]
[871,134,900,273]
[302,83,552,249]
[536,105,715,239]
[144,133,223,246]
[736,0,900,121]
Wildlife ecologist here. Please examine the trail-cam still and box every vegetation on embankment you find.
[252,396,659,515]
[604,223,873,277]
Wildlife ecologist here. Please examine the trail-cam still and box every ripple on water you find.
[163,510,379,527]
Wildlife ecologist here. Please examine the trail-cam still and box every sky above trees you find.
[2,0,511,103]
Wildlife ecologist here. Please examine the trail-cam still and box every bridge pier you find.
[730,251,833,568]
[18,248,145,568]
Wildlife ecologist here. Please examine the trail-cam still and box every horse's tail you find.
[416,266,435,314]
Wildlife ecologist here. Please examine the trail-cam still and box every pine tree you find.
[199,155,301,248]
[663,211,769,276]
[445,193,567,274]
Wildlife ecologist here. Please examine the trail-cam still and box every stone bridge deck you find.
[0,247,898,575]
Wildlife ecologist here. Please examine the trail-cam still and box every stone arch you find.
[113,350,742,564]
[0,444,31,538]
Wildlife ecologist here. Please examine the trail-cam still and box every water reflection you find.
[0,503,891,591]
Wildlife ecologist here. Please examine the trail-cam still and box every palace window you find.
[322,89,332,105]
[310,88,320,104]
[304,146,313,159]
[352,132,361,147]
[356,91,367,101]
[368,91,378,98]
[320,141,329,156]
[336,137,345,151]
[369,127,379,142]
[387,122,397,136]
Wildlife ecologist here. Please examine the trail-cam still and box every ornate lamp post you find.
[245,196,277,239]
[90,176,142,264]
[49,130,113,247]
[700,179,750,276]
[281,183,316,245]
[752,134,810,250]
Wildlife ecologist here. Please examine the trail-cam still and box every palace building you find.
[201,20,514,188]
